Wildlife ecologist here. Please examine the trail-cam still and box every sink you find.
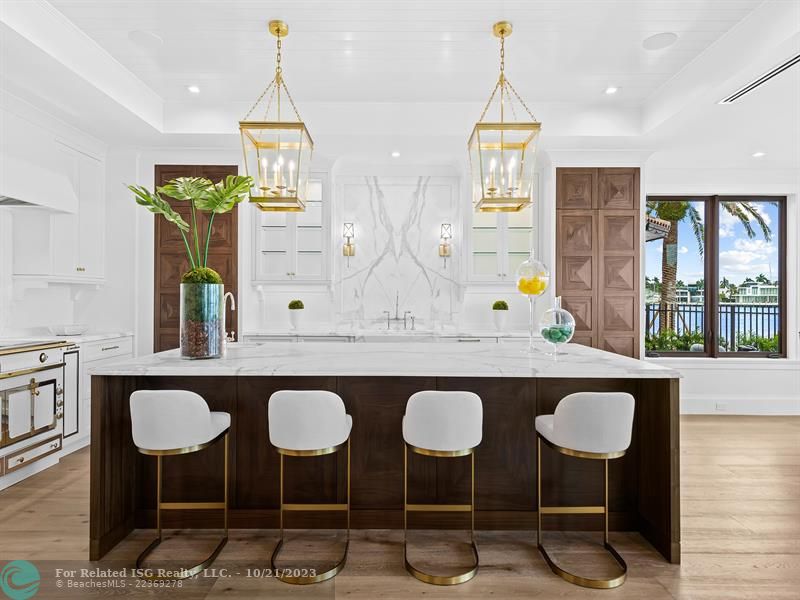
[358,331,436,342]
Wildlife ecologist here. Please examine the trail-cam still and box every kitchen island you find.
[90,341,681,564]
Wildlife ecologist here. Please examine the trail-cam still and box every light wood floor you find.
[1,416,798,598]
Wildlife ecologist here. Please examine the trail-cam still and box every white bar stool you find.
[535,391,635,589]
[267,390,352,585]
[402,390,482,586]
[130,390,231,580]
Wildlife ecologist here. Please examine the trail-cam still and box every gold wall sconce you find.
[343,222,355,267]
[439,223,452,268]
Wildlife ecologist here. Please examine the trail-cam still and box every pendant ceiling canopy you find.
[468,22,541,213]
[240,20,313,212]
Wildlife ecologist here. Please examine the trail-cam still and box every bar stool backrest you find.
[403,391,483,452]
[268,390,350,451]
[130,390,214,451]
[554,392,635,454]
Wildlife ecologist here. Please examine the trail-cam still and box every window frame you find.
[644,195,787,359]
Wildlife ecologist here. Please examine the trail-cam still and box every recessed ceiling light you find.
[604,86,619,95]
[391,151,401,158]
[643,32,678,51]
[752,151,766,158]
[187,85,200,94]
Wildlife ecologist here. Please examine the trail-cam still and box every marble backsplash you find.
[336,175,462,329]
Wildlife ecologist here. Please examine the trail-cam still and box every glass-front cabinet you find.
[253,176,329,282]
[469,205,535,282]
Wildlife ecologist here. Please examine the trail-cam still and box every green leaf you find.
[195,175,253,213]
[127,184,189,231]
[157,177,213,202]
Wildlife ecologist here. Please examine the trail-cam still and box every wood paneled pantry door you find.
[555,167,641,358]
[154,165,239,352]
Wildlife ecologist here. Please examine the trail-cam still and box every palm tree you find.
[646,200,772,331]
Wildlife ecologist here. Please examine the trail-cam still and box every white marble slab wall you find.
[336,176,462,329]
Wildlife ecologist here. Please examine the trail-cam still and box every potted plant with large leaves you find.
[128,175,252,358]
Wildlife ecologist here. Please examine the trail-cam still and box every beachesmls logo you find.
[0,561,40,600]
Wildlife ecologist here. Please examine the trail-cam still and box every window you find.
[645,196,786,357]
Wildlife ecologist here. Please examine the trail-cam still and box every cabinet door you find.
[294,179,325,279]
[505,208,534,278]
[252,175,328,282]
[51,145,80,277]
[62,351,79,438]
[254,210,291,280]
[470,210,504,281]
[77,154,104,278]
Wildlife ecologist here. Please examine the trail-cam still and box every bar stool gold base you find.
[403,443,480,586]
[271,537,349,585]
[136,432,230,580]
[404,540,479,586]
[536,434,628,589]
[270,439,351,585]
[137,533,228,580]
[538,541,627,589]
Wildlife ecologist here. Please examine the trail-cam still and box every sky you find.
[645,201,780,286]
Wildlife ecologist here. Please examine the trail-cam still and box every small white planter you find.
[289,309,303,331]
[493,310,508,332]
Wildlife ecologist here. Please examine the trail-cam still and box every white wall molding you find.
[681,395,800,416]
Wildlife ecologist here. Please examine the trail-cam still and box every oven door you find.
[1,366,63,449]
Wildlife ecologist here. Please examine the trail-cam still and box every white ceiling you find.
[47,0,764,105]
[1,0,797,173]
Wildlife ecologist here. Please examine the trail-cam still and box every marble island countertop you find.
[90,341,679,379]
[244,328,537,338]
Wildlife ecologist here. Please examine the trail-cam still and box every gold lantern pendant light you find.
[469,21,541,212]
[240,20,313,212]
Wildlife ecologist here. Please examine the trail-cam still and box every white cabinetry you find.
[61,336,134,454]
[13,142,106,282]
[467,174,537,283]
[253,176,329,283]
[468,209,534,282]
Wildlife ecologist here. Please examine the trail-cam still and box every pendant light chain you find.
[242,27,304,122]
[500,34,505,75]
[243,78,276,120]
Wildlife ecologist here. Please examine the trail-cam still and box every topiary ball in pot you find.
[492,299,509,332]
[288,299,304,330]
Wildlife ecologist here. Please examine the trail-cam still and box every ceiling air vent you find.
[718,53,800,104]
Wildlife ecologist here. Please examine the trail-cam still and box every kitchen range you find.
[0,340,75,490]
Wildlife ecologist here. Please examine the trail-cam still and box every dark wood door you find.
[556,167,640,357]
[154,165,239,352]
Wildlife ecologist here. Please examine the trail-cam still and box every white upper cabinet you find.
[467,173,537,283]
[468,209,534,282]
[75,153,105,278]
[13,142,106,282]
[252,175,328,283]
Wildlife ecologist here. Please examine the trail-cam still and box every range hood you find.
[0,151,78,213]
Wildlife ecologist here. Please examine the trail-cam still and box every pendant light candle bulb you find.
[258,157,269,190]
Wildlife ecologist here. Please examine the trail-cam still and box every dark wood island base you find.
[91,375,680,564]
